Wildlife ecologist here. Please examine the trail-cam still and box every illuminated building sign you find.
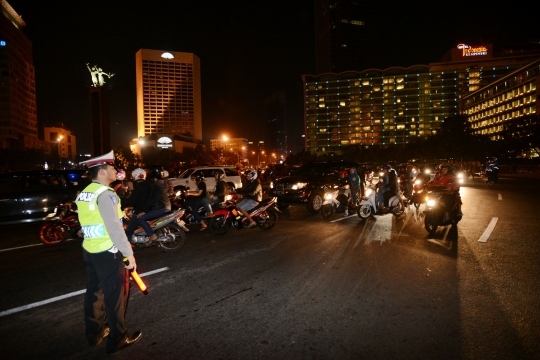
[457,43,488,57]
[0,40,6,46]
[157,137,173,148]
[161,52,174,59]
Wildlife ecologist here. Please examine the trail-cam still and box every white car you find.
[169,166,243,191]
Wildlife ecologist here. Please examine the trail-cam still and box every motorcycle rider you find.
[122,168,152,236]
[376,165,392,211]
[236,169,262,228]
[110,169,128,199]
[337,170,351,216]
[125,165,171,245]
[428,163,462,220]
[348,167,361,207]
[202,171,229,218]
[185,172,208,230]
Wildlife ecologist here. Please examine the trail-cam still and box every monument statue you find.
[86,63,115,87]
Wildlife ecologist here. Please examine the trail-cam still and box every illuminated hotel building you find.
[462,58,539,140]
[132,49,202,154]
[0,0,39,150]
[303,44,540,154]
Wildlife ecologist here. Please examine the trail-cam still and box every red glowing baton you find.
[123,258,148,295]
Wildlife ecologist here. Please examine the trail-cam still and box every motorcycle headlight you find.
[325,193,333,200]
[270,181,273,189]
[457,173,463,179]
[427,199,436,207]
[425,169,431,174]
[365,188,372,197]
[226,194,233,200]
[414,179,421,185]
[175,190,181,197]
[291,182,307,190]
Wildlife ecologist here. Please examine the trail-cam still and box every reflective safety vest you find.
[76,182,123,253]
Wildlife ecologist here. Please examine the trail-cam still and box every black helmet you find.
[148,165,163,179]
[192,171,204,182]
[440,163,454,174]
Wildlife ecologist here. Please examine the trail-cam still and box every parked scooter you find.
[209,197,280,236]
[39,202,82,245]
[423,186,462,234]
[357,181,405,219]
[321,184,356,219]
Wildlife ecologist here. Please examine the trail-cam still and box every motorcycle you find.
[209,197,280,236]
[423,186,462,234]
[39,202,82,245]
[126,209,187,252]
[321,184,356,219]
[172,188,237,228]
[357,181,405,219]
[410,178,427,209]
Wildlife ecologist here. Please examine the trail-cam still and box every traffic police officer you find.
[77,151,142,355]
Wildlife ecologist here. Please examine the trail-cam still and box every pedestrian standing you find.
[76,151,142,355]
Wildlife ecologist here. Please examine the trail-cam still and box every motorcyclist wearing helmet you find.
[202,171,229,217]
[109,169,128,198]
[185,172,208,230]
[125,165,171,245]
[428,164,462,219]
[122,168,152,212]
[237,169,262,228]
[376,164,392,211]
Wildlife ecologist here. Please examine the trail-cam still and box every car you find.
[269,161,361,213]
[0,169,90,225]
[169,166,243,192]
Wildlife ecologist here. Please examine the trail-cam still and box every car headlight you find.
[291,182,307,190]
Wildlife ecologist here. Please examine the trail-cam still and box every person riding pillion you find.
[236,169,262,228]
[76,150,142,355]
[202,171,229,217]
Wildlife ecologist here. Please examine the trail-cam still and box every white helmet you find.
[132,168,146,180]
[162,170,169,178]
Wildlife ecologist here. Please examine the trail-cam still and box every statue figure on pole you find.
[86,63,115,87]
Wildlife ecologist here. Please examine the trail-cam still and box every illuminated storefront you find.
[302,44,540,154]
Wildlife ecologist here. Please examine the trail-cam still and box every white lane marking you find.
[478,217,498,243]
[0,267,169,317]
[330,214,356,223]
[0,238,76,253]
[498,193,502,200]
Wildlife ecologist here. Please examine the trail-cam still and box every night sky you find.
[6,0,539,154]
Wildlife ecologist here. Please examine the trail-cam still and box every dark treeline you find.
[2,115,538,173]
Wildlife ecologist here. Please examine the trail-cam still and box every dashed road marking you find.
[478,217,498,243]
[0,267,169,317]
[498,193,502,200]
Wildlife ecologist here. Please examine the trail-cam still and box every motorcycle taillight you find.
[232,209,238,216]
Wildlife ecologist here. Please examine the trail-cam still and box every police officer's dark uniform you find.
[76,151,142,355]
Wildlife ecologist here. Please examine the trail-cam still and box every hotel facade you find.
[302,44,540,154]
[131,49,202,155]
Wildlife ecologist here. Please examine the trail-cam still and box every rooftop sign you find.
[457,44,488,57]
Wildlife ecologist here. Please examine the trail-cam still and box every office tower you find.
[0,0,38,149]
[135,49,202,141]
[314,0,378,74]
[263,91,287,158]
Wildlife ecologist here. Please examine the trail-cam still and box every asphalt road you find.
[0,174,539,360]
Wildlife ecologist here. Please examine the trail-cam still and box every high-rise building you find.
[0,0,38,150]
[263,91,287,158]
[135,49,202,141]
[314,0,378,74]
[302,43,540,154]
